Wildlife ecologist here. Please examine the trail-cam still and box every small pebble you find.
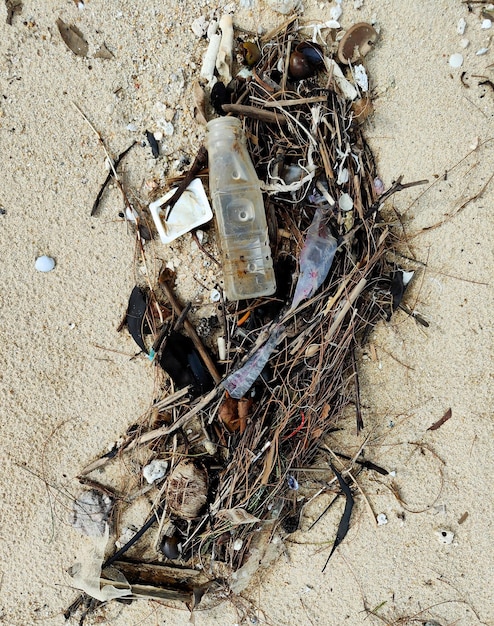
[448,53,463,68]
[481,18,492,29]
[457,17,466,35]
[476,47,489,55]
[233,538,243,551]
[35,255,55,272]
[460,38,469,48]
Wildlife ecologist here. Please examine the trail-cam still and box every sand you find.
[0,0,493,624]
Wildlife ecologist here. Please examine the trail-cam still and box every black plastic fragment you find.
[126,286,148,353]
[158,331,213,397]
[145,130,160,158]
[322,465,354,571]
[390,270,406,312]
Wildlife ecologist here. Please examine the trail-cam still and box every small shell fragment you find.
[448,53,463,68]
[481,18,492,30]
[143,459,168,484]
[376,512,388,525]
[436,529,454,544]
[337,22,379,65]
[457,17,466,35]
[476,47,489,56]
[35,255,55,272]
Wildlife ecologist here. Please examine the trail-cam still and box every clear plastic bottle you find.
[206,117,276,301]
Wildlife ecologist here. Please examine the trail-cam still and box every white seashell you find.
[457,17,466,35]
[476,47,489,55]
[210,288,221,303]
[449,53,463,68]
[376,513,388,525]
[143,459,168,484]
[35,255,55,272]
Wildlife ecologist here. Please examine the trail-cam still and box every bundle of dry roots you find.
[66,17,425,622]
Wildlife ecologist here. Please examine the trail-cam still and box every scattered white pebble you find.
[389,470,396,477]
[143,459,168,484]
[162,121,174,136]
[376,513,388,526]
[476,47,489,55]
[153,130,163,141]
[338,193,354,212]
[126,123,138,132]
[460,38,470,48]
[191,16,208,38]
[354,0,364,9]
[35,255,55,272]
[233,539,243,551]
[481,18,492,29]
[448,53,464,68]
[436,529,454,544]
[210,288,221,303]
[457,17,466,35]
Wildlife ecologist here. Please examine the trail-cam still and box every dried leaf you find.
[94,42,114,60]
[427,408,452,431]
[217,508,260,526]
[56,18,89,57]
[218,396,239,431]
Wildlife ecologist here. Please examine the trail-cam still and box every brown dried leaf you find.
[94,42,114,60]
[56,18,89,57]
[427,408,452,431]
[218,396,239,432]
[217,508,260,526]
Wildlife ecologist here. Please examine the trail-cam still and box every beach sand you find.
[0,1,493,624]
